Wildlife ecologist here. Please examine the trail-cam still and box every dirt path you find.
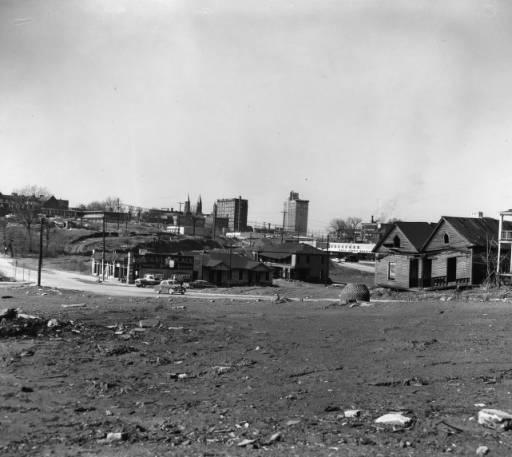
[333,261,375,273]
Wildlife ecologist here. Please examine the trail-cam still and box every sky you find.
[2,0,512,233]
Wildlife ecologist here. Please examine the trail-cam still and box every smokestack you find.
[371,215,374,223]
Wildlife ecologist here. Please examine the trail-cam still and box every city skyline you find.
[3,1,512,231]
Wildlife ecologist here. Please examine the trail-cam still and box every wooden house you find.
[195,252,273,287]
[253,243,329,283]
[421,216,502,288]
[373,222,435,289]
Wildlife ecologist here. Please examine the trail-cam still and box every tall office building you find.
[215,196,248,232]
[284,191,309,235]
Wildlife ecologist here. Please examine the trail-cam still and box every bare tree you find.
[83,197,121,212]
[11,185,51,253]
[328,217,362,242]
[85,201,105,211]
[328,218,347,240]
[103,196,121,212]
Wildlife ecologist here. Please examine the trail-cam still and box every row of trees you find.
[327,216,400,242]
[328,217,363,241]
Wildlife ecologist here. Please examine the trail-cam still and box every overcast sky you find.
[2,0,512,232]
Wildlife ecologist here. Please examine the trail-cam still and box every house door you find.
[447,257,457,283]
[409,259,419,288]
[422,259,432,287]
[216,270,223,285]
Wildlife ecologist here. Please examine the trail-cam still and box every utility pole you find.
[229,243,232,287]
[37,217,45,287]
[281,210,286,244]
[102,215,106,282]
[212,203,217,240]
[325,233,330,286]
[177,202,184,236]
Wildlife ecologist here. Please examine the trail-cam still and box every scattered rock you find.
[21,386,33,393]
[237,438,256,447]
[139,319,160,328]
[478,409,512,431]
[324,405,341,412]
[286,419,301,427]
[104,432,128,442]
[61,303,86,308]
[344,409,361,418]
[47,318,60,328]
[267,432,281,443]
[476,446,490,456]
[375,412,412,426]
[17,313,39,320]
[0,308,17,319]
[213,366,232,375]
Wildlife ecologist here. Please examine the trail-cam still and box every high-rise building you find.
[284,191,309,235]
[215,196,248,232]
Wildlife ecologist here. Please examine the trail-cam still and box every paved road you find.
[0,256,284,301]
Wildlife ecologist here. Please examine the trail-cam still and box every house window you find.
[266,272,270,281]
[444,233,449,244]
[239,270,243,280]
[393,236,400,248]
[306,256,310,264]
[388,262,396,280]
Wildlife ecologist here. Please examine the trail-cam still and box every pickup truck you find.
[135,274,163,288]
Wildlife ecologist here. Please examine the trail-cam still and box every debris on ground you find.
[139,319,160,328]
[375,412,412,426]
[100,432,128,443]
[237,438,256,447]
[0,308,82,337]
[478,409,512,431]
[61,303,87,308]
[476,445,490,456]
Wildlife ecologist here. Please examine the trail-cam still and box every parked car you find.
[344,255,359,263]
[154,279,188,294]
[188,280,215,289]
[135,274,163,288]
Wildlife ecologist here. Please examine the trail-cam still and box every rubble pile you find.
[0,307,83,338]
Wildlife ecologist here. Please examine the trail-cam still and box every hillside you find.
[1,222,223,258]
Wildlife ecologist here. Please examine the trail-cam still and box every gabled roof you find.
[422,216,502,249]
[373,221,435,252]
[204,252,272,271]
[256,243,326,255]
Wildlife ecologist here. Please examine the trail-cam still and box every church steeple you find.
[184,194,191,215]
[196,195,202,215]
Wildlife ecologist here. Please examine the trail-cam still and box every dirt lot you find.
[2,283,512,456]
